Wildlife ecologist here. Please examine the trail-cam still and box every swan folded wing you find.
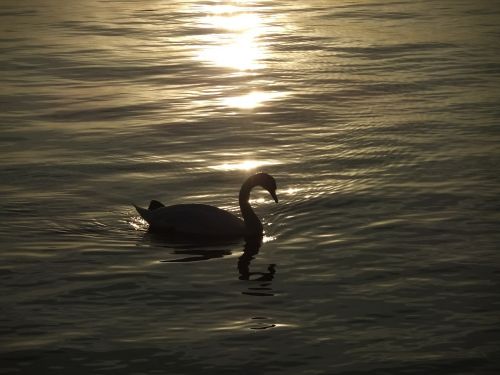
[142,204,244,237]
[148,200,165,210]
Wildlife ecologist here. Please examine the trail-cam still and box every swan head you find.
[251,172,278,203]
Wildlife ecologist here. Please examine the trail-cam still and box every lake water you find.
[1,0,500,373]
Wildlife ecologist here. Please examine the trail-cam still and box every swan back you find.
[135,203,245,237]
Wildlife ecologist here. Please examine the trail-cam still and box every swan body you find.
[134,203,245,237]
[134,173,278,238]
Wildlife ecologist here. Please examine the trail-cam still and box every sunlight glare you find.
[222,91,285,109]
[209,159,280,171]
[206,12,261,32]
[196,3,266,71]
[198,34,264,71]
[283,187,303,196]
[263,235,276,243]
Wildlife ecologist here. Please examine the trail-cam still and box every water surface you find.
[1,0,500,373]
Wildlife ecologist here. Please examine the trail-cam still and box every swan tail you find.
[148,200,165,210]
[133,204,152,224]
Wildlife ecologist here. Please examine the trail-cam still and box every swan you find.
[134,172,278,238]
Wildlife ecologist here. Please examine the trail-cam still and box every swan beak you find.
[271,190,279,203]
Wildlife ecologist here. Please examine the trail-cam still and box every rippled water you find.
[1,0,500,373]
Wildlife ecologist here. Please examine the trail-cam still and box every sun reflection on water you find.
[193,1,286,109]
[209,159,280,171]
[197,3,266,71]
[282,187,303,196]
[263,234,276,243]
[222,91,285,109]
[198,36,264,71]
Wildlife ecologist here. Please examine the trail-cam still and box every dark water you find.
[1,0,500,373]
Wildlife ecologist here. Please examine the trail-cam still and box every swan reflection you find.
[144,233,276,289]
[161,248,232,263]
[238,236,275,282]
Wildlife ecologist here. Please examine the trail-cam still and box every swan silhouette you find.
[134,173,278,238]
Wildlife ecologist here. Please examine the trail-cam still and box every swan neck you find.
[239,179,263,235]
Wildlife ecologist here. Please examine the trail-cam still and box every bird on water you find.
[134,172,278,238]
